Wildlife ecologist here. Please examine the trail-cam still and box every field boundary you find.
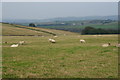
[14,25,56,36]
[3,24,56,36]
[2,35,43,36]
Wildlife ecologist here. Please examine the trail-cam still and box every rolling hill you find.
[2,23,78,36]
[2,23,118,78]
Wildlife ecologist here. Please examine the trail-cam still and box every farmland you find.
[36,21,118,32]
[2,23,118,78]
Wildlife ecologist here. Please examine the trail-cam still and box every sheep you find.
[116,44,120,47]
[41,36,44,37]
[64,34,66,36]
[4,42,8,44]
[48,38,56,43]
[3,41,8,44]
[98,35,102,37]
[80,39,85,43]
[93,35,97,37]
[102,43,111,47]
[48,39,52,41]
[54,36,58,38]
[19,41,25,45]
[10,44,19,47]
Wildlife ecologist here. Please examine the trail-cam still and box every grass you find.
[2,35,118,78]
[2,23,52,36]
[1,23,118,78]
[37,22,118,30]
[2,23,77,36]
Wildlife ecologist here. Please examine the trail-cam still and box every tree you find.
[81,26,119,35]
[81,26,96,34]
[29,23,36,27]
[81,22,84,25]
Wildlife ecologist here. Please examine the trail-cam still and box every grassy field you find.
[2,23,118,78]
[2,23,76,36]
[2,23,52,36]
[37,22,118,30]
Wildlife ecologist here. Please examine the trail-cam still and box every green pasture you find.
[2,35,118,78]
[1,23,118,78]
[38,22,118,30]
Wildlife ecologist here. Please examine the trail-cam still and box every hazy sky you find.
[2,2,118,20]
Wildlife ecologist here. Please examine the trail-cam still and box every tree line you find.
[28,23,119,35]
[81,26,119,35]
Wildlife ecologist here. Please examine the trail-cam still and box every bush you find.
[81,26,119,35]
[29,23,36,27]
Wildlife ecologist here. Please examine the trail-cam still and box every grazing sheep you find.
[19,41,25,45]
[54,36,58,38]
[102,43,111,47]
[49,39,52,41]
[80,39,85,43]
[3,41,8,44]
[49,38,56,43]
[41,36,44,37]
[93,35,97,37]
[116,44,120,47]
[98,35,102,37]
[5,42,8,44]
[10,44,19,47]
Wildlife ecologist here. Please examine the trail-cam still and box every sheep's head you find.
[108,42,111,45]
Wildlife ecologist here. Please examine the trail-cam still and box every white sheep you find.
[41,36,44,37]
[80,39,85,43]
[49,38,56,43]
[98,35,102,37]
[54,36,58,38]
[64,34,66,36]
[10,44,19,47]
[116,44,120,47]
[19,41,25,45]
[3,42,8,44]
[102,43,111,47]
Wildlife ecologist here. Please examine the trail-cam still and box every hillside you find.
[2,23,118,78]
[37,22,118,29]
[2,23,50,36]
[2,23,78,36]
[35,21,118,34]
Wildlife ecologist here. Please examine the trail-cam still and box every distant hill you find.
[2,15,118,24]
[44,15,118,22]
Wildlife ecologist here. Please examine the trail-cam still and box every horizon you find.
[2,15,117,20]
